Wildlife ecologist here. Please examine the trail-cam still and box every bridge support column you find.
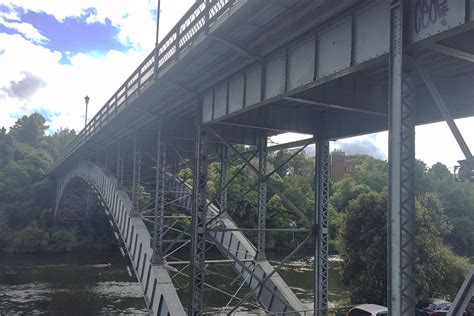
[314,139,329,315]
[131,132,142,217]
[388,1,416,315]
[152,122,166,265]
[188,101,208,315]
[219,145,228,218]
[256,133,267,261]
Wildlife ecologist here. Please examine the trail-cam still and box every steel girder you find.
[219,145,228,218]
[131,133,142,217]
[388,1,416,315]
[152,121,166,264]
[256,133,267,261]
[188,101,209,315]
[314,139,330,315]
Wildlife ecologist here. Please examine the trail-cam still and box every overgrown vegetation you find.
[0,113,115,252]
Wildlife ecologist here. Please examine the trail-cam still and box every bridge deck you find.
[50,0,474,173]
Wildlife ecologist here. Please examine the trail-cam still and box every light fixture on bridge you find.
[84,95,90,127]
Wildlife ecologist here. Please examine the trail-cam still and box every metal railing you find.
[49,0,239,173]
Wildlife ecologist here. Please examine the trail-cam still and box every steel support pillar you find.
[314,139,330,315]
[131,133,142,217]
[219,145,228,217]
[152,122,166,264]
[388,1,416,314]
[116,141,122,189]
[188,100,208,315]
[256,133,267,261]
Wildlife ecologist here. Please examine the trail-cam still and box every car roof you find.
[420,298,450,304]
[353,304,388,313]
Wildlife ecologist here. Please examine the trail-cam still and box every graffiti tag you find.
[414,0,449,33]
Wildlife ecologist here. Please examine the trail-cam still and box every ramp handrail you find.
[448,266,474,316]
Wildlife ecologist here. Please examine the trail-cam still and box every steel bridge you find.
[50,0,474,315]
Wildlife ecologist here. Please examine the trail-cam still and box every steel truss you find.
[314,139,330,315]
[152,120,166,264]
[131,132,142,217]
[388,1,416,314]
[188,101,209,315]
[256,133,267,261]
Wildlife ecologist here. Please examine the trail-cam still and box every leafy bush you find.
[49,229,77,252]
[8,224,48,252]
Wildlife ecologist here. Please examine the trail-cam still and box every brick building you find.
[330,150,355,182]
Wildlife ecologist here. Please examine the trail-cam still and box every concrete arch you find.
[55,161,185,315]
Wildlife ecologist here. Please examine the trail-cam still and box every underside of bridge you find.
[50,0,474,315]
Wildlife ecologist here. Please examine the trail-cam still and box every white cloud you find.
[269,116,474,169]
[0,16,48,44]
[3,0,195,51]
[0,0,195,133]
[0,32,146,132]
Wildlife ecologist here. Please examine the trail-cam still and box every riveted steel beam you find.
[314,139,330,315]
[152,120,166,265]
[188,99,208,315]
[388,1,416,315]
[256,133,267,261]
[131,132,142,217]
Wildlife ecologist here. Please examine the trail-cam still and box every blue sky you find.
[0,0,473,168]
[0,0,194,130]
[0,5,129,64]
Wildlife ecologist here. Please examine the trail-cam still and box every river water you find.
[0,249,347,314]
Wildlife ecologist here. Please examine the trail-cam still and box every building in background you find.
[330,150,355,182]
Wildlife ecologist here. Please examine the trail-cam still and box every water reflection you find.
[0,250,347,314]
[0,250,148,315]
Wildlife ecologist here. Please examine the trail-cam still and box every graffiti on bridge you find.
[414,0,449,33]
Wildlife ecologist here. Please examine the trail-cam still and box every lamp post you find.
[154,0,161,75]
[84,95,90,127]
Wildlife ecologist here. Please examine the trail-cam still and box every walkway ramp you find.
[169,177,306,314]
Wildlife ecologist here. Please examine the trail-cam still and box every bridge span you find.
[50,0,474,315]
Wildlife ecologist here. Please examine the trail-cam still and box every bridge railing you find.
[49,0,239,173]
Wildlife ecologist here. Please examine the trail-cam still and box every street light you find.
[84,95,90,127]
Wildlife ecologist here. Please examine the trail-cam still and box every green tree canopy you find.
[9,113,48,146]
[342,190,469,304]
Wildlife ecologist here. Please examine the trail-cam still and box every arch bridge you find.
[51,0,474,314]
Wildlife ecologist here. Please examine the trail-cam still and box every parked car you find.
[346,304,388,316]
[416,298,452,315]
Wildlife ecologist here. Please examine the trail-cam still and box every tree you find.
[9,113,48,146]
[352,155,388,192]
[8,223,49,252]
[341,190,469,304]
[0,127,13,167]
[46,128,76,159]
[49,229,77,252]
[330,177,371,212]
[268,149,314,178]
[426,163,474,256]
